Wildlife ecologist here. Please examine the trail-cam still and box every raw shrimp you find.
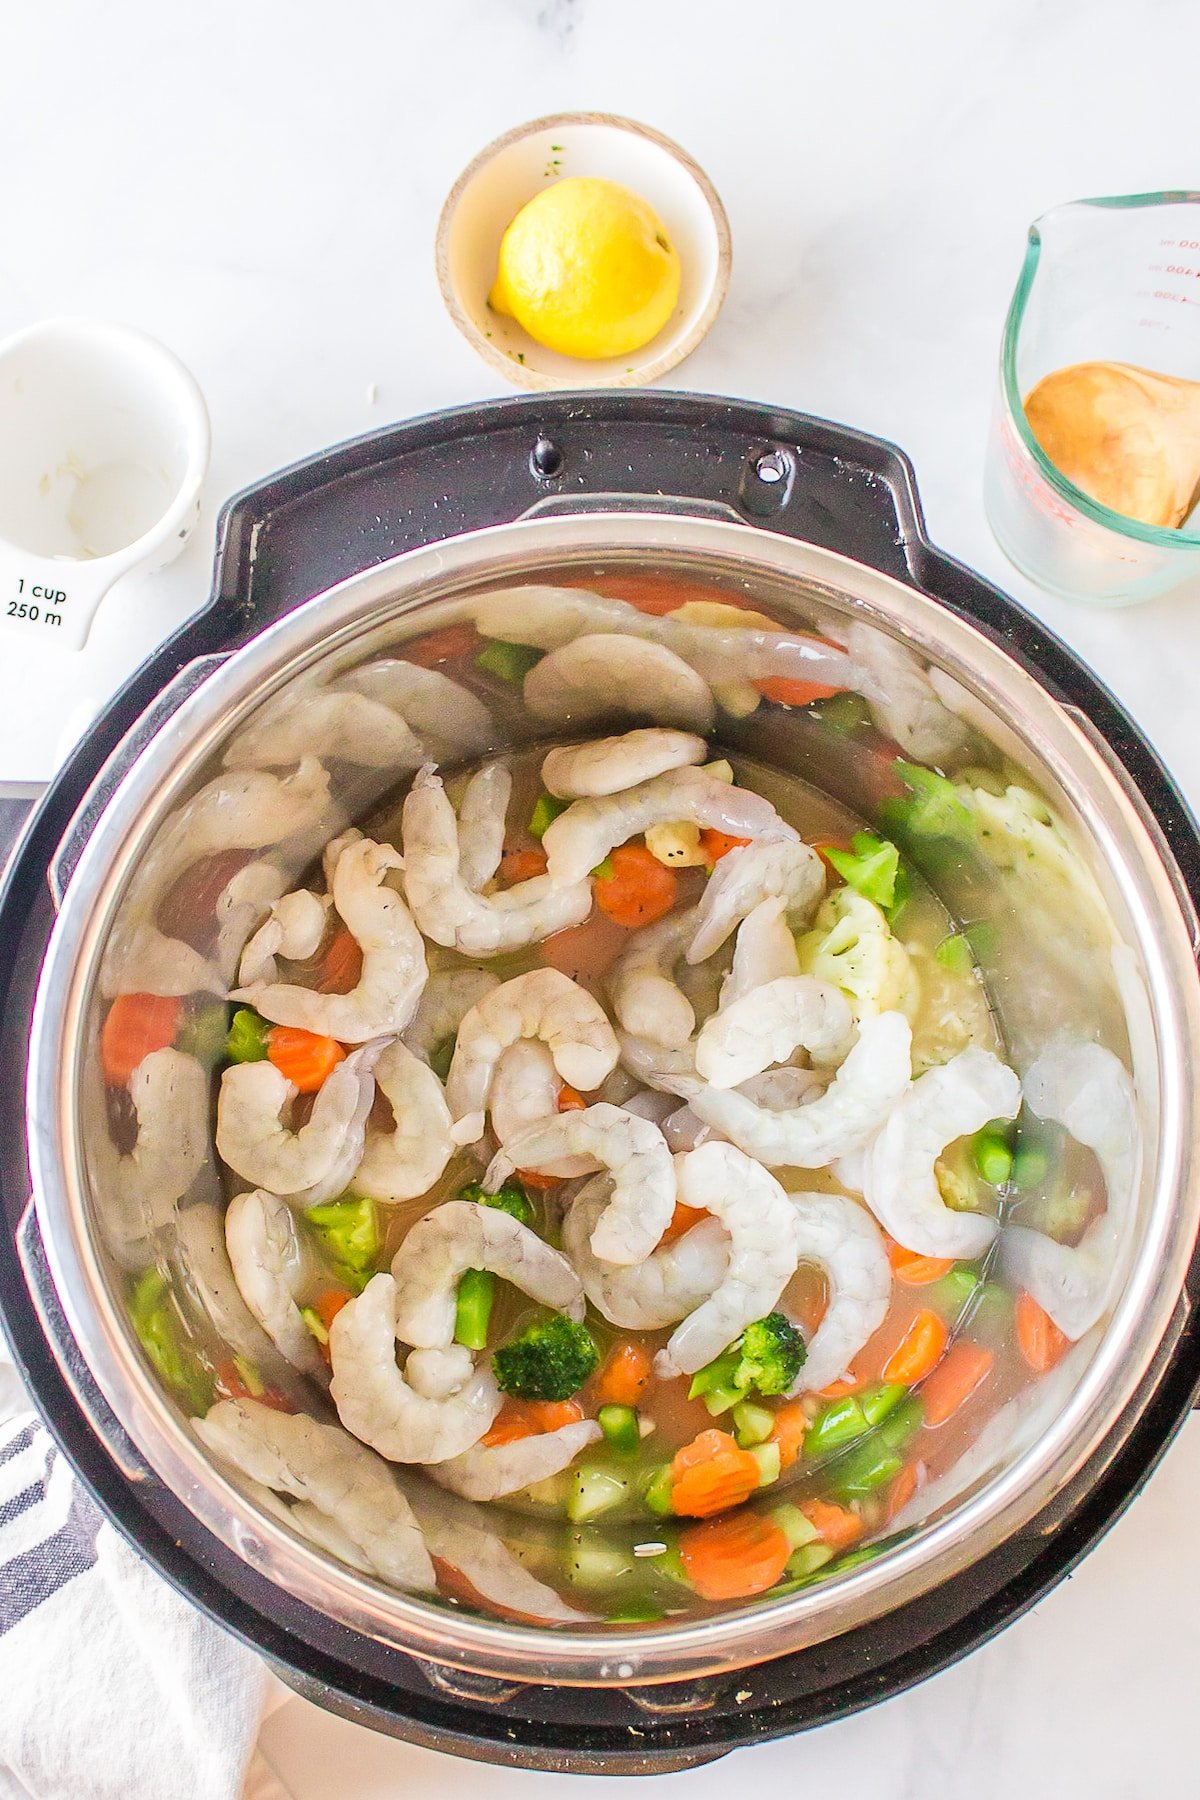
[215,1049,376,1205]
[223,686,424,771]
[719,896,799,1009]
[224,1188,326,1378]
[457,761,510,891]
[445,968,619,1145]
[485,1102,677,1265]
[328,1273,501,1462]
[607,907,699,1050]
[655,1142,801,1376]
[473,586,861,690]
[661,1067,825,1152]
[233,836,427,1042]
[490,1039,593,1178]
[401,766,592,957]
[172,1202,297,1382]
[406,1488,591,1623]
[238,888,330,987]
[92,1048,208,1267]
[783,1192,892,1394]
[615,1027,699,1096]
[541,729,708,799]
[523,635,716,734]
[100,758,332,999]
[695,975,856,1088]
[193,1397,435,1591]
[542,767,797,888]
[688,838,825,963]
[861,1046,1021,1259]
[427,1419,603,1503]
[562,1174,730,1329]
[389,1200,585,1349]
[338,658,494,759]
[675,1010,914,1167]
[843,621,970,765]
[404,1345,477,1400]
[1001,1041,1139,1340]
[402,968,500,1064]
[351,1039,456,1202]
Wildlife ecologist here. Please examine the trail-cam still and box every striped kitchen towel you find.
[0,1403,270,1800]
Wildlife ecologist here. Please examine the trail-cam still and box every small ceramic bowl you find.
[436,112,731,390]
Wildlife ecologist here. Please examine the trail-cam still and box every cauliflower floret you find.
[956,781,1113,955]
[795,888,918,1021]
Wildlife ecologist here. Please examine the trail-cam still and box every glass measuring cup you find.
[984,192,1200,606]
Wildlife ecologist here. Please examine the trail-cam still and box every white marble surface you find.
[4,0,1200,1792]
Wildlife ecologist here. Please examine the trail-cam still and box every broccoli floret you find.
[689,1311,806,1405]
[735,1313,807,1396]
[458,1180,534,1225]
[492,1314,599,1401]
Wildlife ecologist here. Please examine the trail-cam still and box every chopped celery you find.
[768,1502,820,1551]
[786,1542,834,1579]
[804,1394,868,1457]
[454,1269,495,1350]
[429,1034,455,1081]
[689,1349,740,1399]
[565,1534,634,1586]
[606,1598,665,1623]
[178,1001,230,1065]
[877,1396,923,1452]
[826,1543,888,1574]
[226,1007,271,1063]
[859,1382,908,1427]
[567,1464,630,1523]
[598,1403,641,1458]
[128,1269,212,1411]
[965,920,999,959]
[701,1383,743,1417]
[306,1196,379,1278]
[475,639,544,682]
[934,934,972,974]
[300,1304,329,1346]
[458,1180,533,1225]
[749,1441,781,1486]
[648,1540,691,1587]
[892,761,973,837]
[590,855,616,880]
[827,1437,903,1501]
[927,1267,980,1318]
[969,1281,1013,1338]
[529,792,569,840]
[733,1401,775,1447]
[642,1464,675,1516]
[825,832,903,913]
[811,692,871,736]
[231,1352,265,1398]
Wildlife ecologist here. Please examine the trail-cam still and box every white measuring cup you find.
[0,318,210,649]
[984,192,1200,606]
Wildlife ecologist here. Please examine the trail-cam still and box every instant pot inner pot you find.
[52,540,1189,1683]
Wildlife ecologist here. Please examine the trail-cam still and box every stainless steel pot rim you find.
[27,513,1200,1684]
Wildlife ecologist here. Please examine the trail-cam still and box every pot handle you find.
[520,489,747,527]
[48,653,228,909]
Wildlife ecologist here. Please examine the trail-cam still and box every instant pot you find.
[3,391,1199,1775]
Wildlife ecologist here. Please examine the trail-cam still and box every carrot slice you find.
[658,1200,709,1246]
[1015,1292,1069,1373]
[498,848,549,886]
[768,1400,808,1471]
[516,1168,560,1191]
[670,1429,762,1518]
[800,1498,865,1552]
[882,1308,948,1386]
[481,1406,537,1448]
[818,1376,864,1400]
[213,1358,293,1412]
[405,623,480,667]
[920,1339,993,1427]
[267,1026,347,1093]
[482,1398,583,1446]
[699,828,751,865]
[526,1399,584,1433]
[593,844,678,928]
[679,1509,792,1601]
[887,1242,956,1286]
[885,1462,919,1524]
[756,674,844,707]
[557,1083,586,1112]
[316,928,363,995]
[595,1341,653,1407]
[313,1287,353,1333]
[100,993,183,1086]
